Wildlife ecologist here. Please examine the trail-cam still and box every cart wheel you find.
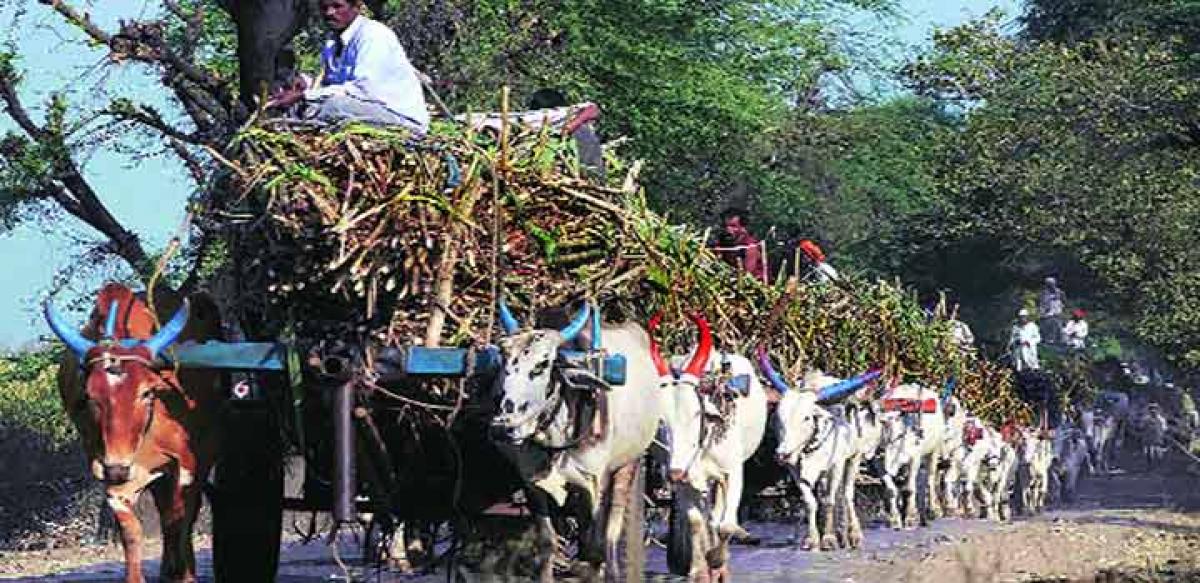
[666,483,696,577]
[211,402,284,582]
[622,459,646,581]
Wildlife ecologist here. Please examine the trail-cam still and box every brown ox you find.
[49,283,223,583]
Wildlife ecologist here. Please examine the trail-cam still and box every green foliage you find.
[0,349,74,448]
[903,10,1200,370]
[373,0,893,220]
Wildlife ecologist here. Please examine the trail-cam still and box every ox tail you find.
[667,482,699,576]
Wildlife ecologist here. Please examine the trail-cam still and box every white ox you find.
[1014,427,1054,515]
[649,314,767,583]
[491,303,662,582]
[936,396,968,518]
[954,419,1016,521]
[878,384,947,529]
[1081,408,1118,474]
[757,358,862,551]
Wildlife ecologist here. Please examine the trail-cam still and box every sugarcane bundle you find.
[213,117,1030,426]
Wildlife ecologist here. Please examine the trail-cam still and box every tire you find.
[211,401,284,582]
[622,460,646,581]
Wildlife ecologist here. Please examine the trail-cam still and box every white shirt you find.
[304,15,430,131]
[951,320,975,350]
[811,261,839,283]
[1063,319,1088,349]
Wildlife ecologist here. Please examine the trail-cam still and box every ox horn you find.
[756,346,791,394]
[498,298,521,335]
[44,300,96,359]
[647,312,672,379]
[681,312,713,380]
[103,300,119,339]
[143,300,190,357]
[559,303,591,343]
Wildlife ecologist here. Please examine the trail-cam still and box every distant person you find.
[1062,309,1089,350]
[715,208,766,282]
[798,239,839,283]
[1177,386,1198,430]
[1039,277,1066,344]
[268,0,429,131]
[1010,308,1041,371]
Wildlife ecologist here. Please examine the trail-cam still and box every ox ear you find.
[143,300,190,357]
[44,300,96,359]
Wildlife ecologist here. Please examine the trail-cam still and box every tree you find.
[0,0,895,292]
[903,10,1200,367]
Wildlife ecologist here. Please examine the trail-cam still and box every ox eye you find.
[530,361,550,378]
[141,391,156,402]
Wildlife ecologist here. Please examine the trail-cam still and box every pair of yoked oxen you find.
[49,283,978,583]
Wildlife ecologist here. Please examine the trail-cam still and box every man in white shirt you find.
[1062,309,1089,351]
[269,0,429,132]
[1010,308,1041,371]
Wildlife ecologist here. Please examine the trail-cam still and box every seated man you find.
[269,0,429,132]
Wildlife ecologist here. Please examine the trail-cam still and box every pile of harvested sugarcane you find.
[212,115,1030,426]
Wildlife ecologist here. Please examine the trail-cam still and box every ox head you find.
[648,312,715,487]
[46,296,190,485]
[492,300,593,443]
[757,348,822,465]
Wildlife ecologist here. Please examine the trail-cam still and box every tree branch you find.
[107,100,207,145]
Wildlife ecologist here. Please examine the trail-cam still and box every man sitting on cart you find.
[268,0,430,132]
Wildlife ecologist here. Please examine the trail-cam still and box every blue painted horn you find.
[816,369,883,403]
[498,298,520,335]
[103,300,119,339]
[143,300,190,358]
[756,346,791,394]
[44,300,96,359]
[560,303,591,343]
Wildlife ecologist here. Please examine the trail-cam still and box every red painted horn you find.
[647,312,672,378]
[682,312,713,379]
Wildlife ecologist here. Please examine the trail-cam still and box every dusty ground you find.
[3,449,1198,582]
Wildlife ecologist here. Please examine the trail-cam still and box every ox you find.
[1049,427,1090,503]
[491,302,661,582]
[1081,408,1118,474]
[935,396,968,518]
[1014,427,1054,515]
[650,314,767,582]
[1133,404,1170,469]
[955,419,1016,521]
[48,283,223,583]
[877,384,947,529]
[757,358,862,551]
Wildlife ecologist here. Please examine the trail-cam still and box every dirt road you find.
[4,454,1198,582]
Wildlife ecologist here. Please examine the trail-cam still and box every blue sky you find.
[0,0,1021,350]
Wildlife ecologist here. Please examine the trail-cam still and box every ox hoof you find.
[820,535,838,551]
[799,536,819,551]
[709,564,732,583]
[846,530,864,550]
[387,558,414,574]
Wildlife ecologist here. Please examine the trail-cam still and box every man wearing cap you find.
[798,239,839,283]
[1039,277,1066,344]
[1010,308,1042,371]
[1063,309,1089,351]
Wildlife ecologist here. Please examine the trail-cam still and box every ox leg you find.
[904,459,921,529]
[108,491,145,583]
[717,468,748,540]
[819,464,840,551]
[941,462,959,517]
[151,474,201,583]
[924,454,941,524]
[705,479,731,583]
[385,521,413,573]
[603,462,638,583]
[534,515,558,583]
[842,457,863,549]
[881,473,902,530]
[795,477,821,550]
